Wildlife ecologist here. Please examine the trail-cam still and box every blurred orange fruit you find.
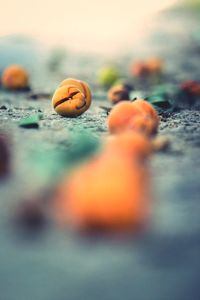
[107,101,143,133]
[127,115,157,136]
[132,99,159,128]
[55,153,150,231]
[2,65,29,90]
[105,131,152,160]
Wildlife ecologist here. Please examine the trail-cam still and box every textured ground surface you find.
[0,8,200,300]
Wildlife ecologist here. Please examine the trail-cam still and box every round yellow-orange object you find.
[107,101,143,134]
[127,115,157,136]
[52,79,92,117]
[132,99,159,128]
[2,65,29,90]
[55,153,149,230]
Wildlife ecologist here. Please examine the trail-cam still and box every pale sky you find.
[0,0,177,53]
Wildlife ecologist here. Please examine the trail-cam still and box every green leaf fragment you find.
[19,113,43,128]
[147,84,178,112]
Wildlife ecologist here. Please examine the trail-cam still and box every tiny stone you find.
[0,105,7,110]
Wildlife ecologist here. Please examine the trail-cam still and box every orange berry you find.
[59,78,92,100]
[127,115,157,136]
[107,101,143,133]
[132,99,159,128]
[105,132,152,160]
[55,153,149,231]
[2,65,29,90]
[52,78,92,117]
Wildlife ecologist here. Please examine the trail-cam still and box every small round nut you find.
[52,78,92,117]
[2,65,29,90]
[108,84,130,104]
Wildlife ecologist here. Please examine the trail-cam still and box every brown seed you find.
[108,84,130,104]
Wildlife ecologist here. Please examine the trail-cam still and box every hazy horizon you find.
[0,0,177,54]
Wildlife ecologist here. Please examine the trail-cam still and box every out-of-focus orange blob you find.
[131,62,148,77]
[132,99,159,128]
[131,58,162,77]
[52,78,92,117]
[107,101,143,133]
[55,153,150,231]
[145,58,162,74]
[127,115,157,136]
[181,80,200,96]
[2,65,29,90]
[105,132,152,160]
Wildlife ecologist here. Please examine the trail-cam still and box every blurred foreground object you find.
[0,132,11,178]
[55,152,150,231]
[105,132,152,161]
[52,78,92,117]
[14,199,47,231]
[2,64,29,90]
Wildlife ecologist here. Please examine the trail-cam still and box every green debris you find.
[27,130,102,187]
[147,84,177,112]
[98,66,119,88]
[19,113,43,128]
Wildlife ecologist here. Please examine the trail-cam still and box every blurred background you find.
[0,0,178,54]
